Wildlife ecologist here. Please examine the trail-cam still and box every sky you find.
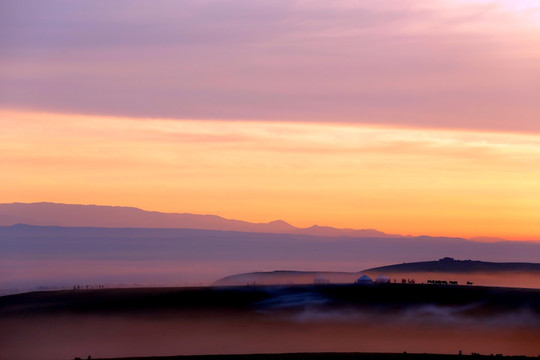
[1,0,540,240]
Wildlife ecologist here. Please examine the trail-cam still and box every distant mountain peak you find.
[0,202,398,238]
[266,219,292,226]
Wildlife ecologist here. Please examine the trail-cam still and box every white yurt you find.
[375,274,391,284]
[355,274,373,285]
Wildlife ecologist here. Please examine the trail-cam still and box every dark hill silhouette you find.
[364,257,540,273]
[0,202,400,238]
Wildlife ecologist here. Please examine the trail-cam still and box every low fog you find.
[2,225,540,294]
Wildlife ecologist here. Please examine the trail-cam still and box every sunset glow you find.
[2,109,540,240]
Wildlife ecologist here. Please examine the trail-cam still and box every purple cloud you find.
[1,0,539,131]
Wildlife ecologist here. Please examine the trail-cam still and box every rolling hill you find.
[364,257,540,273]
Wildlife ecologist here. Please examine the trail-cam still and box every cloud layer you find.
[1,0,540,130]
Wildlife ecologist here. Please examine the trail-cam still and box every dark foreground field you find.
[1,284,540,360]
[93,352,539,360]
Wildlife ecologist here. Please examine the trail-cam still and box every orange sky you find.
[2,109,540,240]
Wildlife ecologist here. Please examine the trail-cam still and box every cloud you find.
[1,0,539,131]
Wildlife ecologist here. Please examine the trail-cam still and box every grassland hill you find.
[365,258,540,273]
